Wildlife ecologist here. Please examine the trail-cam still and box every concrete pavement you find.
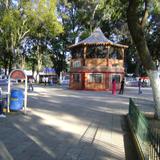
[0,85,154,160]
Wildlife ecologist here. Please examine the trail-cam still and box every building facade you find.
[69,28,128,91]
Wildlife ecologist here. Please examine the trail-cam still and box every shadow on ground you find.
[1,113,125,160]
[0,86,145,160]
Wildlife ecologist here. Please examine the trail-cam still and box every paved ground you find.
[0,85,154,160]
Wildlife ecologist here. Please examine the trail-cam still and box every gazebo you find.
[69,28,128,91]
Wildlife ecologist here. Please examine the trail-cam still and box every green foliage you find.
[152,0,160,14]
[49,36,67,76]
[0,0,63,74]
[27,0,63,37]
[0,0,160,76]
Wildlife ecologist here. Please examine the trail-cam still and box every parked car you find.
[0,79,18,86]
[125,77,138,87]
[125,76,151,87]
[0,79,8,86]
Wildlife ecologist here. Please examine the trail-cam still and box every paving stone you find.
[0,86,154,160]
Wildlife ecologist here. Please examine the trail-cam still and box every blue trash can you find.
[10,89,24,111]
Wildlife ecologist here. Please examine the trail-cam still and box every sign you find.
[7,69,28,113]
[43,68,55,73]
[10,70,26,79]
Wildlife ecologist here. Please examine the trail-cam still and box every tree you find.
[125,0,160,118]
[56,0,129,76]
[26,0,63,82]
[0,0,63,80]
[0,1,33,72]
[58,0,160,118]
[50,37,67,76]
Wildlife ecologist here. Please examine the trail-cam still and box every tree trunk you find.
[4,65,8,76]
[147,70,160,118]
[3,59,8,76]
[20,55,25,69]
[32,65,35,77]
[36,45,42,83]
[127,2,155,70]
[9,55,13,74]
[127,0,160,118]
[135,54,141,76]
[90,3,99,33]
[5,0,10,9]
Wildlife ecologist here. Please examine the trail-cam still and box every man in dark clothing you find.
[138,78,142,94]
[119,78,125,94]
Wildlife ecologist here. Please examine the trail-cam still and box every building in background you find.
[39,68,58,84]
[25,68,58,84]
[69,28,128,91]
[59,71,70,85]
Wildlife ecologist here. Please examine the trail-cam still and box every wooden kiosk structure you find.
[69,28,128,91]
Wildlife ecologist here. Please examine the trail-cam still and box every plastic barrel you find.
[10,89,24,111]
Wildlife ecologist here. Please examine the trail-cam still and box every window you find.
[109,50,122,60]
[96,46,106,58]
[87,46,96,58]
[112,75,121,83]
[88,73,103,83]
[73,74,81,82]
[86,46,107,58]
[71,48,83,58]
[73,60,81,68]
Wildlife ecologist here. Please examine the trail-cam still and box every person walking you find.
[138,78,142,94]
[0,88,6,118]
[112,79,116,95]
[28,78,34,91]
[44,77,47,86]
[46,77,48,86]
[119,78,125,94]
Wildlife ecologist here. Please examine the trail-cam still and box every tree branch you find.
[140,0,149,28]
[90,3,99,33]
[19,29,30,41]
[127,0,155,70]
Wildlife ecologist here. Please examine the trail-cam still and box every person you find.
[28,78,34,91]
[44,77,47,86]
[0,88,6,118]
[138,78,142,94]
[142,79,147,87]
[0,103,6,118]
[42,76,45,86]
[119,78,125,94]
[45,77,48,86]
[112,79,116,95]
[50,78,53,86]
